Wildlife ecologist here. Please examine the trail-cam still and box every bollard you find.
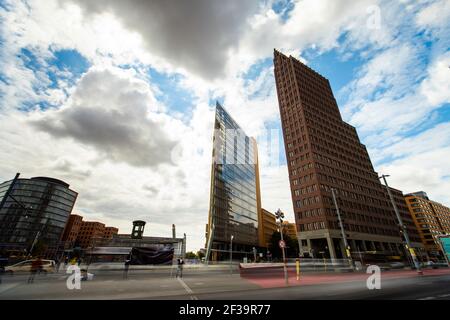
[296,258,300,281]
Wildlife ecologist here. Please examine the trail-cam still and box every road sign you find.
[438,236,450,264]
[279,240,286,248]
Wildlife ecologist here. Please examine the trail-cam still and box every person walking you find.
[56,258,61,273]
[175,258,184,278]
[28,257,43,284]
[123,259,130,279]
[0,265,4,284]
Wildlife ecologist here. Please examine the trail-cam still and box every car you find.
[4,259,56,274]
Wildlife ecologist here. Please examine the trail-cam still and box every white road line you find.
[177,278,198,300]
[0,283,21,295]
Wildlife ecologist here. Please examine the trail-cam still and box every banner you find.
[129,245,175,265]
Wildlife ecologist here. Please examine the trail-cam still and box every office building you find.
[104,226,119,240]
[61,214,83,247]
[273,50,423,260]
[405,191,450,259]
[0,173,77,257]
[76,221,106,248]
[260,209,278,248]
[205,102,262,261]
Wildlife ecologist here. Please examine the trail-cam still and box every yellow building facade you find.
[405,191,450,259]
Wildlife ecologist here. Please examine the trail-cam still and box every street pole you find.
[275,209,289,286]
[230,235,234,275]
[331,188,354,270]
[380,174,422,274]
[279,221,289,285]
[28,217,48,258]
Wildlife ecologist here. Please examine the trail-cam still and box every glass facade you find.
[206,103,261,260]
[0,175,78,255]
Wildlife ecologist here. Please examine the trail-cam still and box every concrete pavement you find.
[1,267,450,300]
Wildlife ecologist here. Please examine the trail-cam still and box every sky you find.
[0,0,449,252]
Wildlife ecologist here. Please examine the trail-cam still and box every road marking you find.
[177,278,198,300]
[0,283,21,295]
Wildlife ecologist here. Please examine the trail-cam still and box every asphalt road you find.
[1,267,449,300]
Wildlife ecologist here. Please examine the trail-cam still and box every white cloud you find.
[416,0,450,29]
[420,52,450,106]
[31,66,181,168]
[379,146,450,206]
[260,166,296,223]
[63,0,260,79]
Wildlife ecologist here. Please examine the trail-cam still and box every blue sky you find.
[0,0,449,251]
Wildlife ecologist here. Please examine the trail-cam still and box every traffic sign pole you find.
[276,209,289,286]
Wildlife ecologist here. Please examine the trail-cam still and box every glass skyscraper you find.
[205,102,262,261]
[0,174,78,257]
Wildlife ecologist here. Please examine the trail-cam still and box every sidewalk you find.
[242,267,450,289]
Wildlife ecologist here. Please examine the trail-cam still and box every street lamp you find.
[275,208,289,286]
[331,188,354,271]
[379,174,422,274]
[230,235,234,275]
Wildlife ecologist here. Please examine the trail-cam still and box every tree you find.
[31,239,48,257]
[197,250,205,259]
[268,231,299,259]
[185,251,197,259]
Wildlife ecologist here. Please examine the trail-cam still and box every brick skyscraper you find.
[273,50,423,260]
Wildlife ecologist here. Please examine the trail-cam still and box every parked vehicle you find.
[5,259,56,274]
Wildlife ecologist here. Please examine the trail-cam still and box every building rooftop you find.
[30,176,70,188]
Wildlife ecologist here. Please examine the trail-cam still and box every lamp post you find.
[331,188,354,271]
[230,235,234,275]
[380,174,422,274]
[28,218,48,258]
[275,208,289,286]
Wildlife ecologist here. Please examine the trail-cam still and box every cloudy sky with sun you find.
[0,0,449,251]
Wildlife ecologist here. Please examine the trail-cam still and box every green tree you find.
[185,251,197,259]
[268,231,299,259]
[197,250,205,259]
[31,239,48,257]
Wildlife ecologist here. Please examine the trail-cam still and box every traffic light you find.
[275,209,285,222]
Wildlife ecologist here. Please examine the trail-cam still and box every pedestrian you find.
[123,259,130,279]
[56,258,61,273]
[176,258,184,278]
[0,265,4,284]
[64,256,69,269]
[28,257,43,284]
[0,255,5,285]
